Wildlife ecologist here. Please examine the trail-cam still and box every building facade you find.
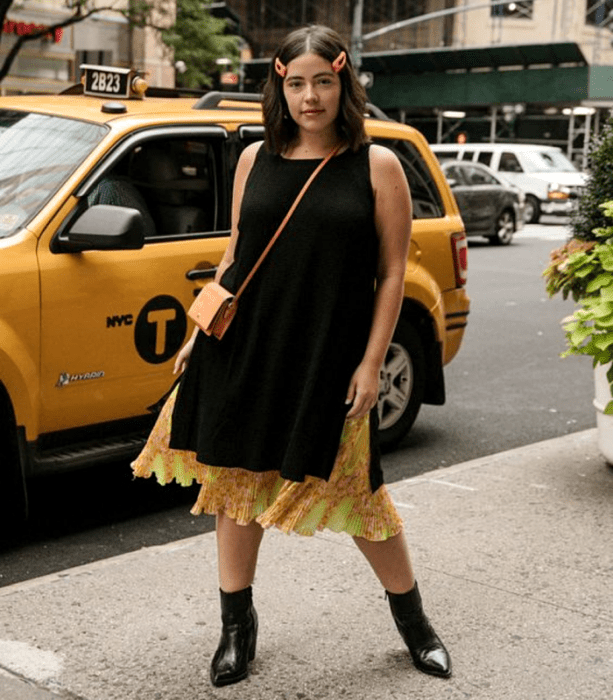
[457,0,613,66]
[0,0,175,95]
[229,0,455,57]
[231,0,613,160]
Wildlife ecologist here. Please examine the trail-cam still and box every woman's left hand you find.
[345,361,380,420]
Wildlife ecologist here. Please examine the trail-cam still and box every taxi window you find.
[375,137,444,219]
[0,110,107,238]
[86,136,224,240]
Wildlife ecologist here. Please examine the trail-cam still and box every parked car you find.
[431,143,587,223]
[0,65,469,520]
[440,160,524,245]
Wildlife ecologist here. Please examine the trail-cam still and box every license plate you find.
[82,65,131,98]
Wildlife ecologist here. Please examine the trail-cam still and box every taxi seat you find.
[130,144,211,236]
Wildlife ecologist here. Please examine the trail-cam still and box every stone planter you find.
[593,361,613,463]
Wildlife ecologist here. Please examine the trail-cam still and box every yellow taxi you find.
[0,66,469,518]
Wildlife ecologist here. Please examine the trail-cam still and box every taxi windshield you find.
[0,110,107,238]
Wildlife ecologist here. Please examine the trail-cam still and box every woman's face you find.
[282,51,342,137]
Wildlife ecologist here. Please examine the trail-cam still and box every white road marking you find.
[393,501,416,509]
[426,479,477,491]
[0,640,62,682]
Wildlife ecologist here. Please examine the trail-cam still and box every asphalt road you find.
[0,217,596,586]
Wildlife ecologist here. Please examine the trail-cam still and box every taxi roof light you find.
[80,64,149,102]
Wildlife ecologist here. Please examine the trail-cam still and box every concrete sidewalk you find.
[1,428,611,700]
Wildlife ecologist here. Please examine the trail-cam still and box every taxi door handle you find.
[186,267,217,281]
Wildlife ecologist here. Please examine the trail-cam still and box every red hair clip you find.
[332,51,347,73]
[275,57,287,78]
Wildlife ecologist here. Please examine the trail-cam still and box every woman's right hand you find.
[173,334,197,375]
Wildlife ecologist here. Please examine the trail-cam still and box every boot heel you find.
[248,610,258,661]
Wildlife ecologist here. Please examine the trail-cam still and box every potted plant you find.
[544,116,613,460]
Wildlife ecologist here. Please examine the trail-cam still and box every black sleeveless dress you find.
[169,143,384,492]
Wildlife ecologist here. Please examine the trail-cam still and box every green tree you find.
[571,116,613,242]
[162,0,239,89]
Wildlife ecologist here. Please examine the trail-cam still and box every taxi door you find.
[36,127,233,435]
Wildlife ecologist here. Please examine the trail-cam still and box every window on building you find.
[490,1,534,19]
[76,51,113,68]
[586,0,613,27]
[248,0,316,29]
[364,0,427,25]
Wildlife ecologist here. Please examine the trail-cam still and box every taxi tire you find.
[378,318,426,449]
[0,391,28,526]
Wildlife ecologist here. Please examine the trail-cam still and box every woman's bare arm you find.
[345,144,412,419]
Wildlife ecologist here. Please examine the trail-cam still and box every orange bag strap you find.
[233,145,341,303]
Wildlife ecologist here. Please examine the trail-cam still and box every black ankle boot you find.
[210,586,258,687]
[386,582,451,678]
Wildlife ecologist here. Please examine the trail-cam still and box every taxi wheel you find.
[377,319,425,449]
[489,209,515,245]
[524,195,541,224]
[0,393,28,526]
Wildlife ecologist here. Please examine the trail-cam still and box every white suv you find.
[431,143,587,224]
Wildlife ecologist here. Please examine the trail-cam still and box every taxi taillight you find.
[451,231,468,286]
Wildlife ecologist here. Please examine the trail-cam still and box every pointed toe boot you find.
[387,582,452,679]
[210,586,258,687]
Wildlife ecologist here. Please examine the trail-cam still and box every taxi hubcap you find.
[378,342,413,430]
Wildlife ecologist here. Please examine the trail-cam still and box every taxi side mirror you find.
[63,205,145,252]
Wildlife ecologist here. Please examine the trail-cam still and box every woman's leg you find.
[216,512,264,592]
[353,530,415,594]
[353,528,451,678]
[211,513,264,688]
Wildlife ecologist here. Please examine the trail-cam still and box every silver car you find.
[440,160,525,245]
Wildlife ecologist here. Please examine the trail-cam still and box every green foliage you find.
[126,0,157,28]
[555,202,613,372]
[162,0,239,89]
[571,116,613,241]
[543,237,597,300]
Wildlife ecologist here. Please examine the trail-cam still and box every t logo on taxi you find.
[134,295,187,364]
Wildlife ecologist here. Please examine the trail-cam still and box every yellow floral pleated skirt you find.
[131,388,404,542]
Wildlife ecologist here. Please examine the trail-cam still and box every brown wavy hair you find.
[262,25,369,155]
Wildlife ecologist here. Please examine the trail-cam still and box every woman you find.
[132,24,451,687]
